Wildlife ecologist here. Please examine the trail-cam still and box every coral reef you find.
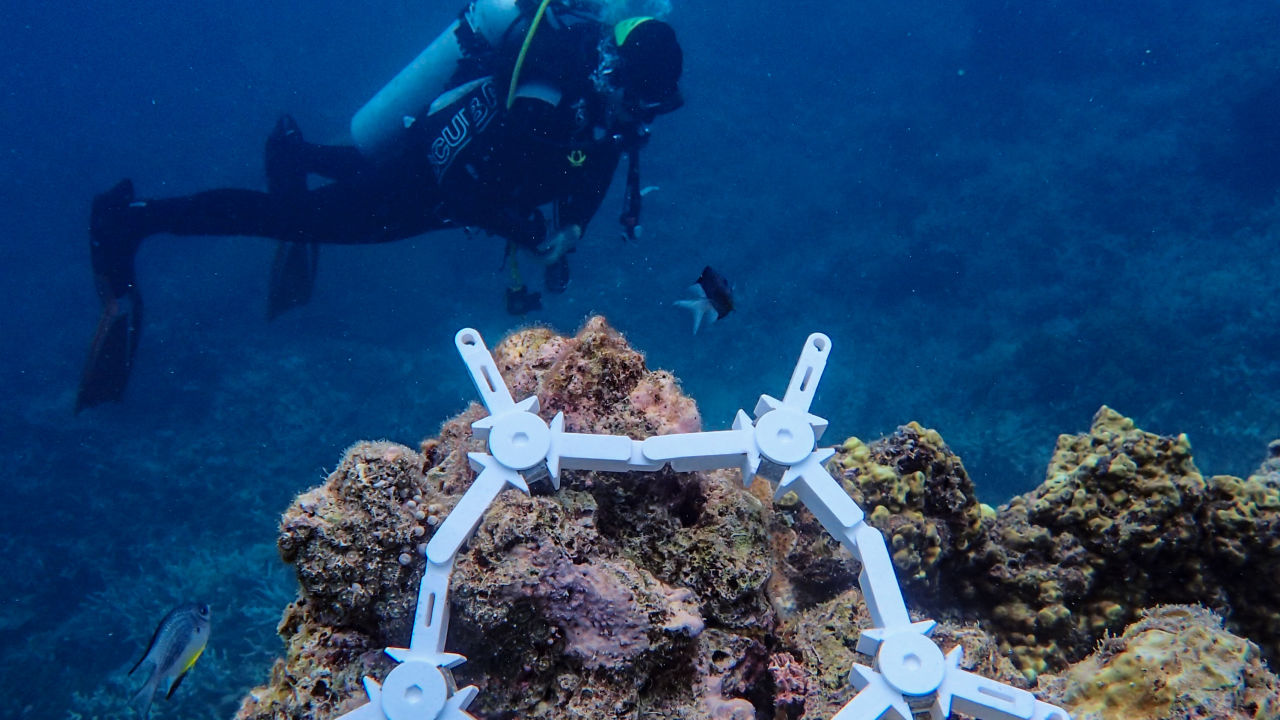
[826,423,993,607]
[237,318,785,720]
[1038,605,1279,720]
[238,320,1280,720]
[958,407,1214,676]
[970,409,1280,677]
[276,441,447,646]
[821,407,1280,682]
[489,317,702,438]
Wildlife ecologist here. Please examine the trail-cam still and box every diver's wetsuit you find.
[79,9,682,412]
[99,19,630,279]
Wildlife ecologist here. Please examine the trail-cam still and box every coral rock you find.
[1038,605,1280,720]
[276,440,442,645]
[827,423,991,606]
[238,322,1280,720]
[241,319,776,720]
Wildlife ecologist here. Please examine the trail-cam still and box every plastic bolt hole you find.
[405,685,424,704]
[460,333,477,346]
[514,431,529,445]
[904,653,920,671]
[812,336,829,352]
[778,428,793,441]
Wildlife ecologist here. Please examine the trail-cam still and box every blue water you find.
[3,0,1279,717]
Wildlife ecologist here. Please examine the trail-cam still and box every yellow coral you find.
[1054,605,1276,719]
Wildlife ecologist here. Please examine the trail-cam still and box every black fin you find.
[127,654,148,677]
[265,115,307,198]
[75,289,143,412]
[505,284,542,315]
[89,179,142,301]
[266,240,319,321]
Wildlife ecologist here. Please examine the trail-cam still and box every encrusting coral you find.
[236,318,1280,720]
[949,408,1279,679]
[825,423,992,607]
[956,407,1215,677]
[238,318,788,719]
[1037,605,1279,720]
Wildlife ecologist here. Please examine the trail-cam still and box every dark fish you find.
[675,265,735,333]
[129,603,211,719]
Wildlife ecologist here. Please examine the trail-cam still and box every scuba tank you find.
[351,0,526,159]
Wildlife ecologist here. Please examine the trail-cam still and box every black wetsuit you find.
[78,9,680,412]
[114,18,635,261]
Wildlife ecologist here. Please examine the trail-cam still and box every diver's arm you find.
[533,149,619,263]
[554,145,621,236]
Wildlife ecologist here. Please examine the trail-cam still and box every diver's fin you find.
[266,240,319,321]
[75,288,143,413]
[90,179,143,301]
[674,298,715,334]
[265,115,307,198]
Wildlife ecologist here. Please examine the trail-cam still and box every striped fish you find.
[128,603,211,719]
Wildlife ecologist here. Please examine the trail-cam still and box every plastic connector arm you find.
[931,648,1072,720]
[641,413,758,472]
[407,560,455,657]
[779,333,832,415]
[455,329,518,415]
[547,414,664,479]
[426,454,529,566]
[778,451,912,631]
[840,666,915,720]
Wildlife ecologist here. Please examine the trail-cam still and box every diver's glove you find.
[536,225,578,294]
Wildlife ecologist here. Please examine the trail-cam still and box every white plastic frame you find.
[332,328,1072,720]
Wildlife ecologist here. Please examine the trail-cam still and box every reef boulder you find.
[236,319,1280,720]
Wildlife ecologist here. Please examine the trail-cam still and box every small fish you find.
[129,603,211,720]
[674,265,735,334]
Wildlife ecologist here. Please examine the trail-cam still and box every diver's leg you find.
[265,115,371,194]
[89,179,145,300]
[265,116,307,198]
[79,170,446,409]
[95,172,439,262]
[284,171,447,244]
[78,177,410,410]
[262,116,377,316]
[264,115,368,317]
[78,179,146,411]
[86,174,441,328]
[129,188,288,238]
[80,181,295,410]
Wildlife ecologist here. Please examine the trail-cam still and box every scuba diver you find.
[77,0,683,412]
